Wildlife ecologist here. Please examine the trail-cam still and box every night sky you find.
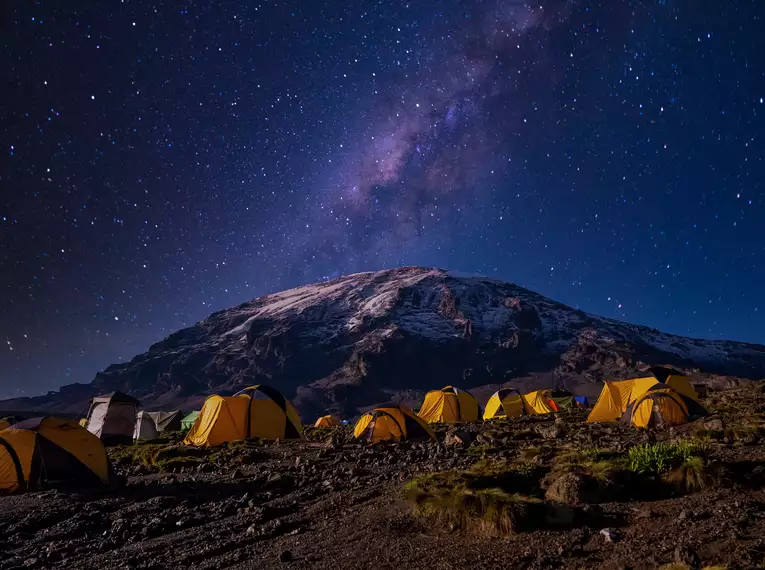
[2,1,764,399]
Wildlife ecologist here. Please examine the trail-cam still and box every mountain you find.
[4,266,765,418]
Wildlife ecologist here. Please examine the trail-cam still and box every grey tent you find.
[134,411,159,441]
[145,411,182,432]
[86,391,140,445]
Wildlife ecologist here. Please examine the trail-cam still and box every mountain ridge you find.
[3,266,764,418]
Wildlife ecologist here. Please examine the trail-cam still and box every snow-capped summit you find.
[4,267,765,417]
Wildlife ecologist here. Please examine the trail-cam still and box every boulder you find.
[702,417,725,431]
[535,424,563,440]
[545,472,586,505]
[444,430,475,446]
[673,546,700,570]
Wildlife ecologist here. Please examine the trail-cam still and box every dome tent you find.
[586,377,660,423]
[86,391,140,445]
[483,388,523,419]
[2,416,25,426]
[574,396,589,408]
[133,412,160,441]
[184,385,302,446]
[550,389,575,410]
[180,411,200,432]
[621,384,708,429]
[586,372,699,423]
[0,417,114,493]
[483,388,556,420]
[145,411,183,432]
[417,386,480,423]
[644,365,684,384]
[353,406,436,443]
[314,415,342,428]
[642,366,700,401]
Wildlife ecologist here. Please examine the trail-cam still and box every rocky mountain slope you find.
[4,267,765,418]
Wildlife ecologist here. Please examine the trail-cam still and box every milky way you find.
[1,0,764,398]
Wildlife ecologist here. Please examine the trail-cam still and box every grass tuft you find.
[403,461,544,535]
[626,440,721,494]
[627,440,709,474]
[519,446,541,461]
[549,449,624,484]
[662,455,723,493]
[109,443,209,472]
[468,444,496,458]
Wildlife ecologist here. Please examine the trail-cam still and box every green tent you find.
[180,410,200,431]
[552,396,575,409]
[550,390,575,410]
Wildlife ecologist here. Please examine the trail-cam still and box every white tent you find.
[134,411,159,441]
[86,391,140,445]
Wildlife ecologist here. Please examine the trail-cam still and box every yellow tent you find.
[585,377,659,423]
[483,388,556,420]
[184,385,303,446]
[354,406,436,443]
[0,417,113,493]
[417,386,480,423]
[0,420,9,431]
[314,414,342,428]
[587,369,700,424]
[664,375,699,401]
[526,390,558,413]
[640,365,699,401]
[622,384,708,429]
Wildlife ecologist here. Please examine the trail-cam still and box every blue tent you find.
[574,396,589,407]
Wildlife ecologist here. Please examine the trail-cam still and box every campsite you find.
[2,372,765,569]
[5,0,765,567]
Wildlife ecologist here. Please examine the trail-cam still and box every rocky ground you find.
[4,382,765,570]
